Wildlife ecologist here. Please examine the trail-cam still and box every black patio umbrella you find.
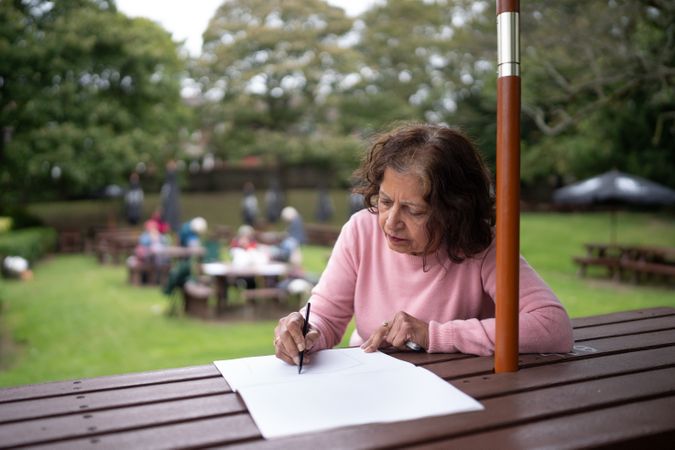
[553,169,675,243]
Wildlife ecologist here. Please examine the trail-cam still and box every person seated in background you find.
[179,217,208,248]
[136,220,170,261]
[229,224,266,289]
[132,219,170,283]
[271,206,306,266]
[148,208,171,235]
[230,225,268,267]
[230,225,258,251]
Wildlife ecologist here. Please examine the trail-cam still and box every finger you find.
[361,322,390,352]
[361,335,375,352]
[273,325,291,363]
[285,312,308,352]
[305,329,320,352]
[388,312,415,348]
[389,323,412,348]
[280,331,301,365]
[274,312,309,364]
[274,337,296,365]
[379,316,398,347]
[391,312,429,350]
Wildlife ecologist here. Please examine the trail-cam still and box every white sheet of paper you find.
[214,348,484,439]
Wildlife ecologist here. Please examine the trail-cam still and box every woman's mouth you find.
[387,234,407,244]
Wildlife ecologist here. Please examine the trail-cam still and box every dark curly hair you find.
[352,122,495,265]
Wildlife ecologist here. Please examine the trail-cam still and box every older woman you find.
[274,123,573,366]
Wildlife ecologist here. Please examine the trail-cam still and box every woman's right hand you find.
[274,312,320,366]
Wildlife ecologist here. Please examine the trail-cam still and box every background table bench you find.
[574,243,675,284]
[1,307,673,449]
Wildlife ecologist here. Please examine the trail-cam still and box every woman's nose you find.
[386,207,402,229]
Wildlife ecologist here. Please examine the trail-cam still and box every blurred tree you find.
[188,0,673,193]
[518,0,675,187]
[328,0,500,171]
[0,0,187,210]
[340,1,488,131]
[194,0,362,168]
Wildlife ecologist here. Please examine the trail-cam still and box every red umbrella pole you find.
[495,0,521,373]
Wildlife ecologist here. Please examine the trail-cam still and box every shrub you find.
[0,227,57,264]
[0,217,11,233]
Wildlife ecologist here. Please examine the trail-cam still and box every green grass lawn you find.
[0,210,673,388]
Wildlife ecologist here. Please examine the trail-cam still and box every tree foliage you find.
[0,0,187,209]
[194,0,362,170]
[518,0,675,187]
[3,0,673,208]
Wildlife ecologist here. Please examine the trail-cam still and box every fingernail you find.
[298,342,305,352]
[293,356,300,365]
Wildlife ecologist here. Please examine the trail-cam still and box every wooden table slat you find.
[570,307,675,328]
[227,366,675,450]
[572,315,675,341]
[0,365,218,403]
[385,351,473,366]
[0,378,231,424]
[455,345,675,399]
[408,396,675,450]
[27,415,260,450]
[0,394,246,448]
[424,329,675,380]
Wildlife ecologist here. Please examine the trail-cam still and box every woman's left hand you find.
[361,311,429,353]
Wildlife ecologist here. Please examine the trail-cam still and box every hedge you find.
[0,227,57,264]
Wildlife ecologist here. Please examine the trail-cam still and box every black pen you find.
[298,302,311,374]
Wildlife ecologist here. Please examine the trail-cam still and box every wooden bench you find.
[305,223,341,246]
[93,228,140,264]
[238,287,287,303]
[57,230,83,253]
[127,257,171,286]
[573,256,621,279]
[620,259,675,284]
[181,281,213,319]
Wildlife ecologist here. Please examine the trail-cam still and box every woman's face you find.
[377,167,431,255]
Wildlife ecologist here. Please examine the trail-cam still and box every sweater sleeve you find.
[427,243,574,356]
[304,218,360,350]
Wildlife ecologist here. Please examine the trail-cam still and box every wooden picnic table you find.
[575,243,675,283]
[93,228,141,265]
[584,243,675,263]
[127,246,206,286]
[201,262,292,314]
[1,307,674,449]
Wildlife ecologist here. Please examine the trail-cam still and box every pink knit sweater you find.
[308,210,574,356]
